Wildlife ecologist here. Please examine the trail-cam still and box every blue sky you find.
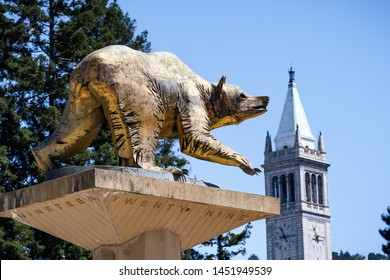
[117,0,390,259]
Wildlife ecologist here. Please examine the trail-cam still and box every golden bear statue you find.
[32,46,269,175]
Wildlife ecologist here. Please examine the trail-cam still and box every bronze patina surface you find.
[32,46,269,175]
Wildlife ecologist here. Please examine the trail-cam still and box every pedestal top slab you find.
[0,167,279,251]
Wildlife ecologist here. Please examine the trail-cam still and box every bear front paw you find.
[239,164,261,176]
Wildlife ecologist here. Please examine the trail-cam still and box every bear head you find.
[208,76,269,130]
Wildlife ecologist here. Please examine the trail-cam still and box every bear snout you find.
[252,96,269,109]
[261,96,270,107]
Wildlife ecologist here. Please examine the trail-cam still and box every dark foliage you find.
[332,250,365,260]
[182,223,253,260]
[379,206,390,257]
[0,0,150,259]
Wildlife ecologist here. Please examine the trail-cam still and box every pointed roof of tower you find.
[274,67,315,150]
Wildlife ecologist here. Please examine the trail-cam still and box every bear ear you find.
[216,75,226,93]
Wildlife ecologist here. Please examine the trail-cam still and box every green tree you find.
[367,252,388,260]
[181,248,206,260]
[332,250,365,260]
[0,0,150,259]
[379,206,390,258]
[156,139,189,171]
[182,223,253,260]
[0,0,45,191]
[248,254,259,260]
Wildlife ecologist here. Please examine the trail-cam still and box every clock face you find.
[275,226,297,260]
[312,224,325,244]
[307,222,327,259]
[279,227,294,243]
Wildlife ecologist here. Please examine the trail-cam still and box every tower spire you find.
[274,67,315,150]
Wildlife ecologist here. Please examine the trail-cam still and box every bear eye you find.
[240,93,247,99]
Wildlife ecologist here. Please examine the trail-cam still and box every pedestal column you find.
[93,229,180,260]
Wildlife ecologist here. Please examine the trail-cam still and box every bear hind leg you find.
[32,84,104,174]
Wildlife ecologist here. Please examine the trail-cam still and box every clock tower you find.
[262,68,331,260]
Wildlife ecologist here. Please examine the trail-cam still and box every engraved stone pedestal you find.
[0,167,279,260]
